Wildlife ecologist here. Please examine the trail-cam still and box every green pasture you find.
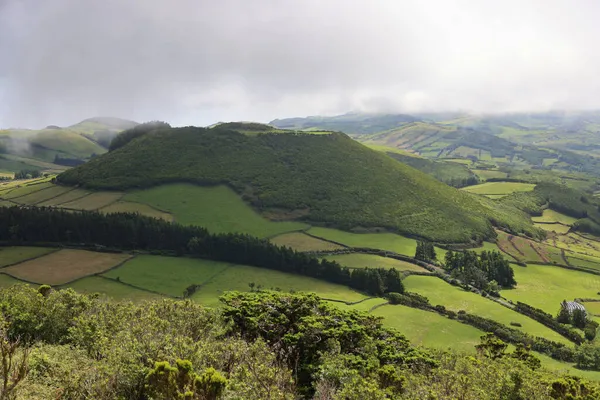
[270,232,342,252]
[502,263,600,314]
[371,304,483,353]
[461,182,536,196]
[330,297,389,313]
[100,201,173,222]
[124,184,309,238]
[0,273,26,288]
[322,253,429,272]
[37,188,90,206]
[403,275,570,344]
[8,185,72,205]
[0,247,56,267]
[308,227,446,259]
[532,209,578,225]
[534,223,571,234]
[2,182,53,199]
[102,255,229,298]
[65,276,163,301]
[60,192,123,210]
[191,264,367,307]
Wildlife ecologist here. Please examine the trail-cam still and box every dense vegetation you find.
[0,285,596,399]
[57,125,541,242]
[0,206,403,296]
[384,152,479,188]
[108,121,171,151]
[444,250,516,289]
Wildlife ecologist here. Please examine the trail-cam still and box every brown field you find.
[60,192,123,210]
[270,232,343,252]
[3,249,132,285]
[100,201,173,222]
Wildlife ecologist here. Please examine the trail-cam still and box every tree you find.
[557,303,571,324]
[573,309,587,329]
[476,333,507,360]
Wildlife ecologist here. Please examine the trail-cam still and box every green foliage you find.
[145,360,227,400]
[57,125,541,242]
[572,309,587,329]
[108,121,170,151]
[13,170,42,180]
[219,291,436,395]
[415,241,436,262]
[444,250,516,289]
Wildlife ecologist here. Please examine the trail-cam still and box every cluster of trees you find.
[13,169,42,180]
[0,285,588,399]
[108,121,171,151]
[444,250,516,290]
[0,206,403,296]
[556,302,599,341]
[414,241,436,262]
[53,154,85,166]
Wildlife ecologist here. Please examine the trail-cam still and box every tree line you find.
[0,206,403,296]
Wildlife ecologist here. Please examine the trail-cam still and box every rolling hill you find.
[0,117,137,174]
[57,123,541,243]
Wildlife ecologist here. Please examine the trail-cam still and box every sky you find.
[1,0,599,128]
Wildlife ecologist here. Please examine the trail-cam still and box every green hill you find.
[57,124,541,243]
[0,117,138,173]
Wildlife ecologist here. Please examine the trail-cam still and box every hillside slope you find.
[0,117,138,172]
[57,125,541,242]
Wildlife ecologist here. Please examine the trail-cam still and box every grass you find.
[102,255,229,298]
[566,255,600,272]
[537,354,600,381]
[502,263,600,314]
[307,227,447,259]
[101,255,367,306]
[64,276,163,301]
[6,185,72,205]
[60,192,123,210]
[123,184,309,238]
[330,297,389,312]
[322,253,429,272]
[190,264,367,307]
[36,188,90,206]
[581,302,600,315]
[100,201,173,222]
[462,182,536,196]
[403,275,571,344]
[2,182,53,199]
[371,304,483,353]
[270,232,343,252]
[0,247,56,267]
[532,209,578,225]
[57,125,541,243]
[534,223,571,234]
[3,249,131,285]
[0,274,27,288]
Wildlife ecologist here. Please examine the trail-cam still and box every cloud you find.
[1,0,600,127]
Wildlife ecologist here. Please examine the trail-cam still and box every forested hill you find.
[57,124,540,243]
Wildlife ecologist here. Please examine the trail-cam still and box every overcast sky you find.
[1,0,599,128]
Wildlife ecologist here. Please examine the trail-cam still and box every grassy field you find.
[36,188,91,206]
[472,169,508,180]
[60,192,123,210]
[581,302,600,315]
[371,304,483,353]
[6,185,72,205]
[307,227,446,259]
[403,275,571,344]
[3,250,131,285]
[100,201,173,222]
[532,209,578,225]
[270,232,343,252]
[102,255,229,298]
[2,182,53,199]
[322,253,429,272]
[64,276,163,301]
[101,255,367,306]
[534,223,571,234]
[329,297,389,313]
[461,182,536,197]
[0,247,56,267]
[0,274,26,288]
[124,184,309,238]
[502,263,600,314]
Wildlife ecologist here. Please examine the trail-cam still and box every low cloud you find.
[1,0,600,128]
